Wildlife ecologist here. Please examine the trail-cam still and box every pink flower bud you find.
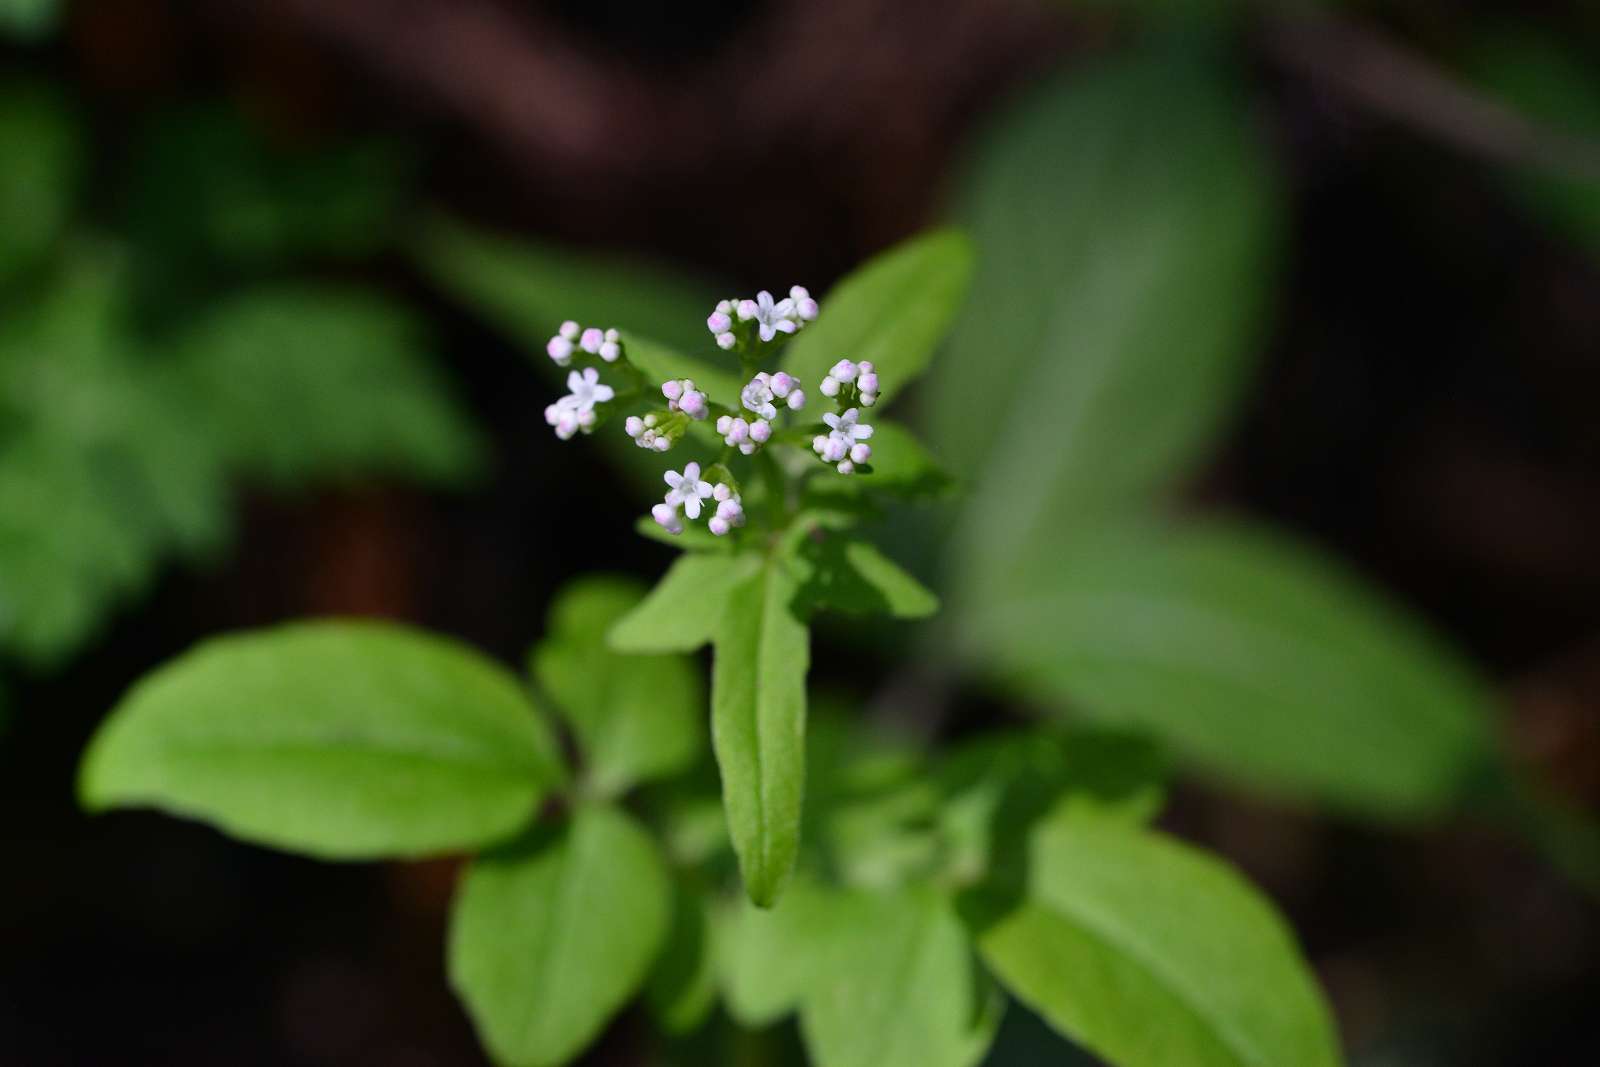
[708,311,732,332]
[662,379,684,402]
[580,327,604,353]
[547,337,573,363]
[850,442,872,464]
[559,320,579,340]
[749,420,771,443]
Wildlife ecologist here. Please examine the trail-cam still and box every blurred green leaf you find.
[712,558,809,907]
[782,229,974,408]
[970,809,1341,1067]
[646,881,720,1035]
[965,520,1496,819]
[610,552,754,653]
[414,215,723,355]
[622,331,742,402]
[0,83,81,285]
[0,0,60,41]
[173,284,483,488]
[450,803,670,1067]
[803,422,956,504]
[80,621,564,858]
[719,877,846,1026]
[932,46,1281,599]
[532,576,702,796]
[801,888,1002,1067]
[0,253,227,665]
[794,535,940,620]
[1472,29,1600,255]
[125,106,411,310]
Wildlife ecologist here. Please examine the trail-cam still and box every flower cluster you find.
[707,287,819,350]
[813,407,874,474]
[819,359,879,408]
[540,283,887,534]
[546,321,621,367]
[652,463,745,537]
[544,367,615,440]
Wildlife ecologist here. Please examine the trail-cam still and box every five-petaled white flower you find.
[739,290,800,343]
[563,367,614,414]
[663,462,714,519]
[816,407,874,472]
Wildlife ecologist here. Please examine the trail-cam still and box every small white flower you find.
[563,367,614,414]
[663,379,708,420]
[750,290,799,342]
[664,462,714,519]
[820,407,873,471]
[741,374,779,420]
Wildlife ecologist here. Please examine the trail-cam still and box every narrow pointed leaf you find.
[80,622,564,858]
[712,559,810,906]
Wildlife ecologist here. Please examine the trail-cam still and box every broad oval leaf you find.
[782,229,974,407]
[801,888,1002,1067]
[449,803,670,1067]
[971,809,1341,1067]
[712,559,810,906]
[965,520,1496,819]
[80,621,564,858]
[932,47,1282,601]
[532,576,702,796]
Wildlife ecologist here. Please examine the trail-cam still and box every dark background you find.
[2,1,1599,1064]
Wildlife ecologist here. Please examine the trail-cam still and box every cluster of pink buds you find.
[813,407,875,474]
[819,359,879,408]
[546,321,621,367]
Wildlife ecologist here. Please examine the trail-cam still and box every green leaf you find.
[712,558,810,906]
[795,535,940,620]
[174,284,483,487]
[450,804,670,1067]
[646,881,719,1035]
[0,253,228,666]
[80,621,564,858]
[0,82,81,284]
[532,576,702,796]
[964,520,1496,819]
[1471,29,1600,255]
[0,0,60,41]
[933,46,1281,599]
[718,877,845,1026]
[609,552,754,653]
[970,809,1341,1067]
[782,229,974,407]
[413,214,723,356]
[801,888,1003,1067]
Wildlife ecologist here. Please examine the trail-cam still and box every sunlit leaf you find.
[610,552,754,653]
[782,229,974,407]
[970,809,1341,1067]
[532,576,701,795]
[450,804,670,1067]
[80,621,565,858]
[802,888,1002,1067]
[965,520,1496,818]
[712,558,809,906]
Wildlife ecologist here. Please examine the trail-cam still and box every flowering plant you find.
[75,230,1343,1067]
